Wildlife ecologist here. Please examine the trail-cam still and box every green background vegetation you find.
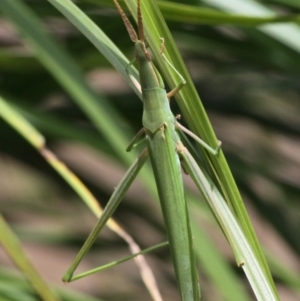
[0,0,299,301]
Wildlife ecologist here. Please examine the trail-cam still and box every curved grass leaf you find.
[87,0,300,26]
[203,0,300,54]
[0,214,59,301]
[0,0,136,166]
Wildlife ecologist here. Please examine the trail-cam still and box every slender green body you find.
[63,3,199,301]
[137,40,199,301]
[146,127,199,301]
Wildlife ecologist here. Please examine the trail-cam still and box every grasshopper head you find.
[135,40,151,62]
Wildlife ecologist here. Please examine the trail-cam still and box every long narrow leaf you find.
[180,147,279,301]
[0,214,60,301]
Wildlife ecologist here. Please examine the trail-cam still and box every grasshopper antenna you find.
[112,0,138,43]
[113,0,150,60]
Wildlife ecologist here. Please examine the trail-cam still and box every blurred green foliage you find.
[0,0,299,301]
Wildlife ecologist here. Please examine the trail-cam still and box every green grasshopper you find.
[63,0,220,300]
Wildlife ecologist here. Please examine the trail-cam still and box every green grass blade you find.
[190,217,252,301]
[0,268,104,301]
[0,95,119,232]
[0,0,135,166]
[181,148,279,301]
[152,1,300,26]
[46,0,140,96]
[0,214,60,301]
[89,0,300,26]
[203,0,300,54]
